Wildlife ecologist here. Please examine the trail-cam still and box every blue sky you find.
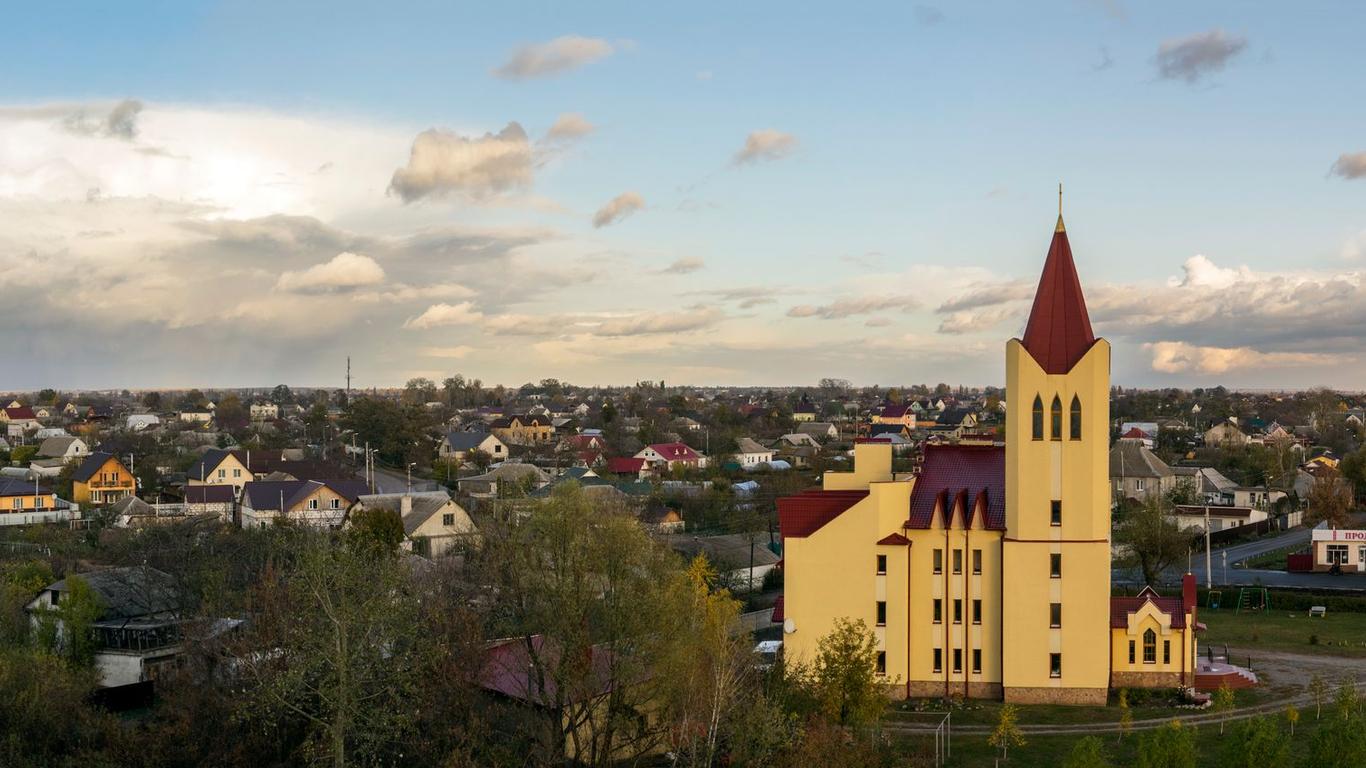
[1,1,1365,390]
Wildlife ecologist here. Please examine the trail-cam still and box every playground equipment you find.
[1235,587,1270,614]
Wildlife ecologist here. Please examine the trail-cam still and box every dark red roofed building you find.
[634,442,707,470]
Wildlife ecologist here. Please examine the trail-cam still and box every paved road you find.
[1117,525,1366,590]
[354,465,442,494]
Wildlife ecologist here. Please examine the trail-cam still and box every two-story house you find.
[72,452,136,506]
[238,478,369,528]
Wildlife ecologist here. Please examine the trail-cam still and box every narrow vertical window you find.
[876,601,887,626]
[1050,395,1063,440]
[952,549,962,574]
[876,554,887,574]
[933,648,942,673]
[1050,602,1062,628]
[1032,395,1044,440]
[953,599,962,624]
[972,649,982,674]
[933,599,942,623]
[933,548,943,574]
[953,649,962,673]
[1070,394,1082,440]
[972,549,982,574]
[972,599,982,624]
[876,651,886,675]
[1143,629,1157,663]
[1050,500,1062,527]
[1050,553,1062,578]
[1128,640,1135,664]
[1163,640,1171,665]
[1049,653,1062,678]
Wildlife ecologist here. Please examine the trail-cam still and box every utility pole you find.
[1204,505,1213,590]
[346,355,351,402]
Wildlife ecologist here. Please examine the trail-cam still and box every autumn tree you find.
[1135,720,1195,768]
[989,702,1026,762]
[1063,735,1112,768]
[1307,474,1354,529]
[1219,715,1289,768]
[809,617,886,730]
[1116,495,1193,586]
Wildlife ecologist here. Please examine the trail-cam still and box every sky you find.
[2,1,1365,392]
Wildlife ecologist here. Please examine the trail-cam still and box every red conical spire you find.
[1020,196,1095,374]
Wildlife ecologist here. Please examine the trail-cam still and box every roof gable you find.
[1020,219,1096,374]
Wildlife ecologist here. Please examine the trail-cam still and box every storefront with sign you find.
[1309,526,1366,573]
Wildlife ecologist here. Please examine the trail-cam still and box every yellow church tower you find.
[1000,197,1112,705]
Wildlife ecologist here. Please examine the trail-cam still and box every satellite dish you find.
[783,618,796,634]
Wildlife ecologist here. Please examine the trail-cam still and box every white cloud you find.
[788,295,918,319]
[545,113,595,143]
[404,302,485,329]
[275,251,384,293]
[421,345,476,359]
[1330,152,1366,180]
[492,35,614,80]
[660,256,704,274]
[389,123,533,202]
[1155,29,1247,83]
[591,191,645,228]
[1144,341,1336,374]
[732,129,798,166]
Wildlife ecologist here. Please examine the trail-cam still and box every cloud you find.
[913,5,944,25]
[545,112,595,143]
[592,307,722,336]
[936,280,1034,312]
[864,317,893,327]
[787,295,918,319]
[937,306,1022,335]
[492,35,614,80]
[57,98,144,140]
[660,256,704,274]
[1093,46,1115,72]
[275,251,385,293]
[592,191,645,228]
[404,302,485,329]
[389,123,533,202]
[421,345,476,359]
[1329,152,1366,180]
[732,129,798,166]
[1144,341,1336,374]
[689,286,784,309]
[1155,29,1247,83]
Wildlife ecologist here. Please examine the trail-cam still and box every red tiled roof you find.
[478,635,616,706]
[906,444,1005,530]
[1020,220,1096,374]
[1110,594,1187,629]
[778,488,869,539]
[770,595,785,623]
[4,406,37,420]
[606,457,647,473]
[1122,427,1151,439]
[879,403,911,418]
[646,442,701,461]
[877,532,911,545]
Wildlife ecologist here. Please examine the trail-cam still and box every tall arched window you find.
[1050,395,1063,440]
[1070,395,1082,440]
[1032,395,1044,440]
[1142,629,1157,664]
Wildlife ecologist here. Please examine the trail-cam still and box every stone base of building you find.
[1111,671,1183,689]
[901,680,1004,700]
[1003,686,1108,706]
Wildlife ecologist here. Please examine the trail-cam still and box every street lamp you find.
[407,462,417,494]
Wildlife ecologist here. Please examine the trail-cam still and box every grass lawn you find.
[919,714,1319,768]
[1199,606,1366,657]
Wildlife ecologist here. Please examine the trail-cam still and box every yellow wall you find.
[2,492,60,511]
[73,457,135,504]
[189,453,251,486]
[1110,604,1197,680]
[1001,339,1112,702]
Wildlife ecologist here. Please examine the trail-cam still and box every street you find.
[1115,525,1366,590]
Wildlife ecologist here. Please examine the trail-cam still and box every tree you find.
[344,508,404,555]
[270,384,294,405]
[1116,495,1192,586]
[1213,681,1235,734]
[1307,474,1354,529]
[230,530,424,768]
[1302,681,1366,768]
[1310,673,1328,720]
[215,394,249,431]
[1136,720,1195,768]
[1219,715,1289,768]
[142,391,163,410]
[33,576,103,668]
[1285,703,1299,737]
[809,617,885,730]
[990,703,1026,762]
[1063,735,1112,768]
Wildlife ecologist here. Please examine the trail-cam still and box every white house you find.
[350,491,479,558]
[438,431,508,464]
[250,402,280,421]
[734,437,774,469]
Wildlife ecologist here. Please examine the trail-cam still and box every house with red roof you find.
[633,442,707,471]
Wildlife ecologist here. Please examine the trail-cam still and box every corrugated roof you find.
[906,444,1005,530]
[1020,220,1096,374]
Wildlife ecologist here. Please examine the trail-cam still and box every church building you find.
[776,206,1199,705]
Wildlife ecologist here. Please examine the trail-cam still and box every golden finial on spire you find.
[1055,182,1066,233]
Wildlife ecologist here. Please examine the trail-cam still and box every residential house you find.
[456,463,551,499]
[37,436,89,461]
[185,485,237,521]
[238,479,368,528]
[72,452,136,505]
[350,491,478,558]
[30,405,57,421]
[1170,504,1268,533]
[873,403,917,430]
[26,566,202,690]
[635,442,707,471]
[490,414,556,445]
[734,437,774,468]
[793,398,819,423]
[559,434,608,466]
[774,432,821,449]
[1119,422,1159,440]
[125,414,161,432]
[1109,440,1174,502]
[797,422,840,441]
[639,502,685,533]
[936,407,979,430]
[0,405,40,435]
[177,409,213,424]
[249,402,279,421]
[439,431,509,464]
[604,457,652,480]
[671,416,702,432]
[1203,422,1249,447]
[661,532,780,591]
[1118,427,1155,449]
[186,448,253,491]
[0,478,78,525]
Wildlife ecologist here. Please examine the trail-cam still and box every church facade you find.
[777,210,1199,705]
